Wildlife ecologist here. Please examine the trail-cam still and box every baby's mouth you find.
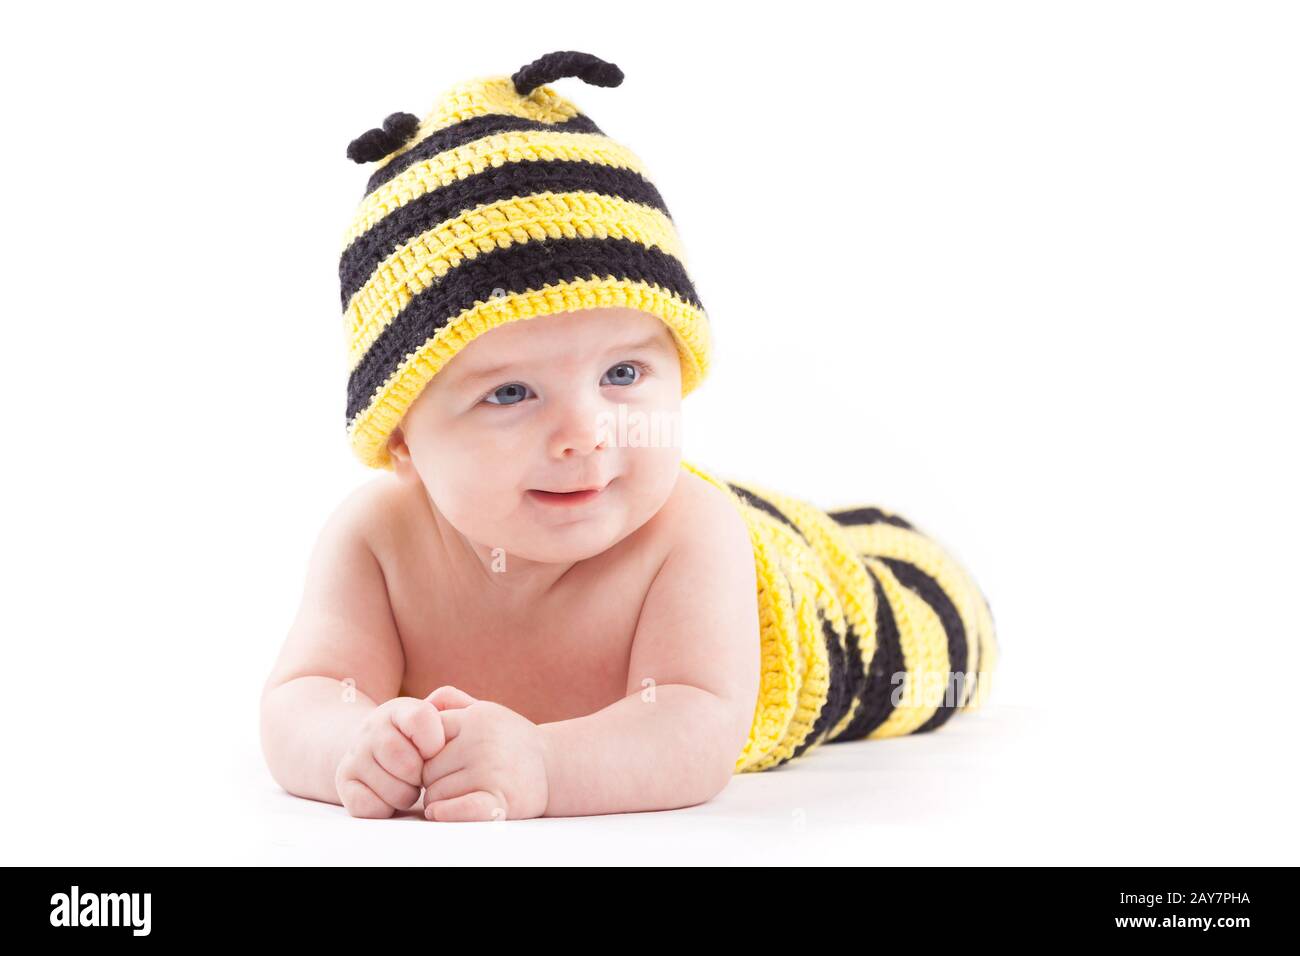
[527,481,609,507]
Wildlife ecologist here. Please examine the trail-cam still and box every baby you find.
[260,51,997,821]
[262,302,759,821]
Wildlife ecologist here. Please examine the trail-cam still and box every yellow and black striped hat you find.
[340,50,712,470]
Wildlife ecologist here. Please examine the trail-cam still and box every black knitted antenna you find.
[511,51,624,96]
[346,111,421,164]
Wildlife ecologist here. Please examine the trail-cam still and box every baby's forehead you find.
[458,307,673,362]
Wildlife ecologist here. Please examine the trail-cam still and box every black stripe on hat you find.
[827,506,915,531]
[346,235,703,424]
[340,160,675,309]
[363,112,605,197]
[877,556,970,733]
[836,565,905,741]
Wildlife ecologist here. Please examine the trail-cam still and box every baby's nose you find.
[548,397,614,457]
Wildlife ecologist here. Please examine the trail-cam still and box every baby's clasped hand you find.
[420,686,549,822]
[333,696,446,819]
[332,687,548,821]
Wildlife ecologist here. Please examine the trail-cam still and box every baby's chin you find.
[480,486,642,562]
[481,523,620,565]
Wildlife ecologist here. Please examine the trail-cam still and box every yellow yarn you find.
[678,461,999,773]
[344,192,687,370]
[346,277,710,473]
[340,54,711,472]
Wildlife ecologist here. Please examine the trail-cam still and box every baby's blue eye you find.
[484,383,533,406]
[602,362,641,386]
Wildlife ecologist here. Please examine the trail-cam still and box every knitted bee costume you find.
[339,51,998,773]
[679,461,998,772]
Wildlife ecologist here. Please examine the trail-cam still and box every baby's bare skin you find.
[383,465,684,724]
[260,307,761,820]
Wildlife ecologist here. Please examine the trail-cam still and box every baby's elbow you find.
[674,752,735,810]
[704,753,738,801]
[701,699,748,798]
[666,688,748,807]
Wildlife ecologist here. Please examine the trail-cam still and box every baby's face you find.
[388,307,685,563]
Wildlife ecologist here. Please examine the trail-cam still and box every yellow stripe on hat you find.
[347,275,710,471]
[345,191,689,372]
[343,130,655,250]
[368,76,583,176]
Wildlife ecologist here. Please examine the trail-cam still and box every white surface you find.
[2,1,1297,865]
[239,703,1298,866]
[18,700,1297,866]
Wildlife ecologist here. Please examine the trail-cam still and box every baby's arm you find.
[538,487,761,816]
[260,488,418,809]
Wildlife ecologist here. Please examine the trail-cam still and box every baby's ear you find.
[386,426,409,464]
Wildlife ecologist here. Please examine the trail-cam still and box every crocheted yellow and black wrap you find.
[680,462,999,773]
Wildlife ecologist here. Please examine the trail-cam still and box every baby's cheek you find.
[623,445,683,504]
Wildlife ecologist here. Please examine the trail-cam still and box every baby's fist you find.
[334,696,445,819]
[420,693,548,822]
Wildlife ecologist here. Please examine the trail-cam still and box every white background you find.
[2,0,1296,864]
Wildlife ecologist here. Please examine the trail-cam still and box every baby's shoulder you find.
[651,464,754,560]
[320,473,410,559]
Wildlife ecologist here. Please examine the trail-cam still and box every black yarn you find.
[878,556,970,733]
[512,51,624,96]
[340,158,674,308]
[830,617,872,740]
[346,111,421,164]
[827,506,916,531]
[345,235,702,422]
[361,112,604,198]
[835,566,907,741]
[791,609,853,761]
[726,484,810,545]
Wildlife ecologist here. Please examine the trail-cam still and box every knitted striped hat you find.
[339,50,711,470]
